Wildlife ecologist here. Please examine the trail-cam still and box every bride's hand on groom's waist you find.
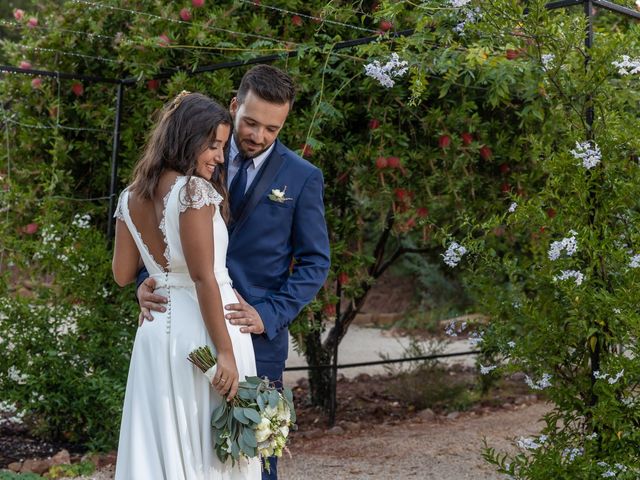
[225,290,265,335]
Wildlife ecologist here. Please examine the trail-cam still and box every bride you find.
[111,91,260,479]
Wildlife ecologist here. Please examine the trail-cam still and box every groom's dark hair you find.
[237,64,296,108]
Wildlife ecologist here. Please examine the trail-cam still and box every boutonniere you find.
[268,186,293,203]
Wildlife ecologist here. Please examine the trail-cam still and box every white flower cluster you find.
[508,202,517,213]
[621,396,637,407]
[442,241,467,267]
[445,320,467,337]
[525,373,552,390]
[468,330,483,347]
[571,141,601,170]
[598,461,628,478]
[0,401,25,426]
[449,0,471,6]
[628,254,640,268]
[507,341,516,349]
[7,366,27,384]
[562,447,584,463]
[41,225,61,246]
[593,368,624,385]
[364,53,409,88]
[480,364,497,375]
[72,213,91,229]
[554,269,585,286]
[517,434,547,451]
[548,232,578,260]
[453,7,480,34]
[612,55,640,76]
[255,401,292,459]
[541,53,555,70]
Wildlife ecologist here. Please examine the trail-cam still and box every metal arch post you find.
[107,82,125,239]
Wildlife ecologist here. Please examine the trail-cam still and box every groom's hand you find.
[137,277,168,325]
[225,289,265,335]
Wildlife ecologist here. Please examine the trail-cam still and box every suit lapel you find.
[229,142,287,236]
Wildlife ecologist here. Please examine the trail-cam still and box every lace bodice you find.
[114,176,228,276]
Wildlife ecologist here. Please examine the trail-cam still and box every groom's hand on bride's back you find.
[137,277,168,326]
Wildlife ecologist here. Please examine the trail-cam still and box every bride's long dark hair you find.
[130,91,231,221]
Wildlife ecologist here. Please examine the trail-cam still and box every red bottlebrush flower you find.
[192,0,204,7]
[147,79,159,90]
[323,304,336,316]
[71,82,84,97]
[375,156,388,169]
[338,273,349,286]
[27,17,38,28]
[546,208,557,218]
[416,207,429,218]
[301,143,313,157]
[179,8,192,21]
[19,61,32,70]
[394,188,407,201]
[386,156,401,169]
[480,145,493,161]
[368,118,380,130]
[291,15,303,27]
[380,20,393,31]
[23,223,39,235]
[505,49,520,60]
[499,163,510,174]
[158,33,171,47]
[500,183,511,193]
[438,134,451,149]
[13,9,25,21]
[461,132,473,146]
[405,217,416,229]
[31,78,42,89]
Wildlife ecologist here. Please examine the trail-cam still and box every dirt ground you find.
[280,402,549,480]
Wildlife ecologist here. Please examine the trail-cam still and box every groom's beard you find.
[234,132,273,159]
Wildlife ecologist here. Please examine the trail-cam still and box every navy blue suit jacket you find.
[137,139,330,379]
[227,140,330,373]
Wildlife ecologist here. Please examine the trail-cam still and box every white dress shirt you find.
[226,137,275,193]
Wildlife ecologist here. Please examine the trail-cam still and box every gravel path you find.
[57,402,548,480]
[278,402,549,480]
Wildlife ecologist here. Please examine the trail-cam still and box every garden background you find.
[1,0,640,478]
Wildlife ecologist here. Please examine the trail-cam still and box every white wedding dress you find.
[113,176,260,480]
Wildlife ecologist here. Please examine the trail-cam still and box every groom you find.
[137,64,330,479]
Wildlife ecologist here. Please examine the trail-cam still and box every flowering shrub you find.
[375,0,640,476]
[0,206,137,449]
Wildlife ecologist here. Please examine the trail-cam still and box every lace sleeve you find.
[178,176,223,213]
[113,188,128,221]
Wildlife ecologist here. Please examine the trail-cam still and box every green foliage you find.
[48,461,95,479]
[0,472,44,480]
[377,0,640,477]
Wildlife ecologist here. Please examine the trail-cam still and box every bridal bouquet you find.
[188,346,296,471]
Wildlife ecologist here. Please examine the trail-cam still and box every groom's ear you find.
[229,97,238,117]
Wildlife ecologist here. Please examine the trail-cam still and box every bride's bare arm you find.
[180,203,238,401]
[112,219,141,287]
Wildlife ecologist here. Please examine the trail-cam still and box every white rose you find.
[255,418,272,443]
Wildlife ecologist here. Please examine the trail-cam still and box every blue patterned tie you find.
[228,153,252,220]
